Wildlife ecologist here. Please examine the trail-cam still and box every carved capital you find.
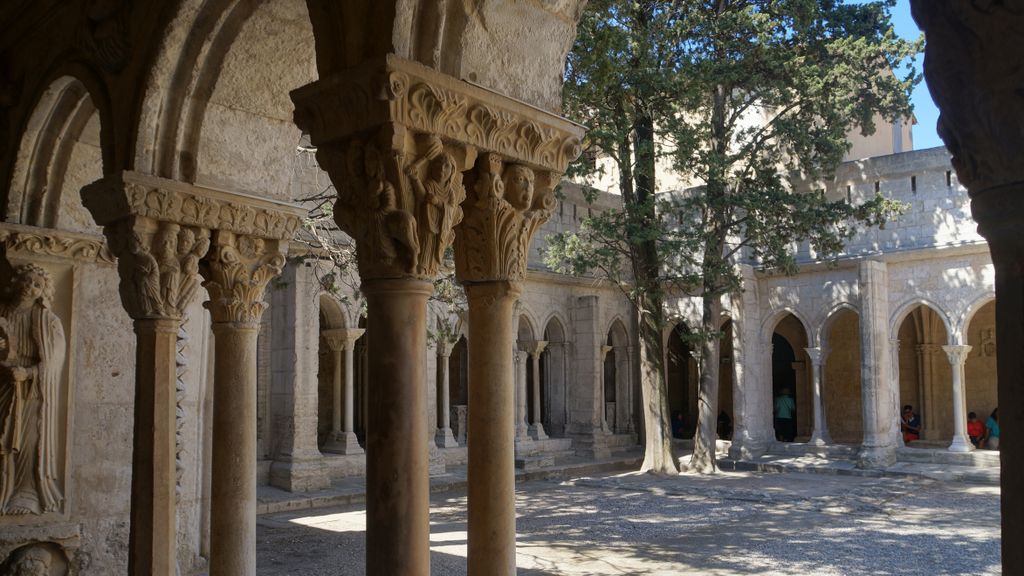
[316,128,471,280]
[103,218,210,320]
[804,347,823,367]
[454,154,559,283]
[942,344,973,367]
[322,328,365,352]
[291,56,582,283]
[200,231,286,325]
[912,1,1024,193]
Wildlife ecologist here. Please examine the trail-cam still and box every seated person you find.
[901,405,921,443]
[985,408,1000,450]
[967,411,985,448]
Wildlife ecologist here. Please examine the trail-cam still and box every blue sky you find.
[888,0,942,150]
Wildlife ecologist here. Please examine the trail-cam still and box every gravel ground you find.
[256,470,1000,575]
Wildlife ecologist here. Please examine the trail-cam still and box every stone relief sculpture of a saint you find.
[407,137,465,274]
[365,145,419,273]
[0,264,66,516]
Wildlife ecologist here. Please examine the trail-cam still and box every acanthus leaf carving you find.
[0,223,115,265]
[454,154,558,284]
[200,231,285,325]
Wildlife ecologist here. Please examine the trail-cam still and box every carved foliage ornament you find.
[320,132,466,280]
[291,56,584,177]
[81,173,304,242]
[200,231,285,325]
[0,225,115,265]
[454,153,558,283]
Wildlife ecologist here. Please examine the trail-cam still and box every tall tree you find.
[548,0,918,473]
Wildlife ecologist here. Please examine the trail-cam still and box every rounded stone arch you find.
[816,302,860,349]
[318,293,348,329]
[6,73,113,231]
[516,306,540,343]
[760,307,813,346]
[539,313,568,437]
[890,297,955,344]
[958,291,997,344]
[606,316,629,347]
[132,0,317,200]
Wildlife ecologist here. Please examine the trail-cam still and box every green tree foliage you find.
[547,0,918,473]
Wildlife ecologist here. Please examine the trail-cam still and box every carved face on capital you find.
[503,165,535,211]
[430,153,456,185]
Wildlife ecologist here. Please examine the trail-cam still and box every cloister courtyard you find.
[256,467,1000,576]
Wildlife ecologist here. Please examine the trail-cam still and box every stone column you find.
[805,347,831,445]
[323,328,365,454]
[455,157,576,576]
[917,343,942,441]
[515,343,531,442]
[909,6,1024,567]
[202,230,289,576]
[942,345,974,453]
[858,259,895,468]
[527,340,549,440]
[435,340,459,448]
[600,344,614,431]
[890,338,904,448]
[83,171,303,576]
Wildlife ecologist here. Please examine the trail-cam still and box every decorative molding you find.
[200,231,286,325]
[292,54,584,176]
[81,171,306,242]
[0,223,115,265]
[454,154,558,283]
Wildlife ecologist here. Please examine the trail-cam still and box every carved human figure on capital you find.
[503,164,535,211]
[0,264,66,516]
[407,136,466,274]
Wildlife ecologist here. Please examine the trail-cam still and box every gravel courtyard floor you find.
[256,470,1000,575]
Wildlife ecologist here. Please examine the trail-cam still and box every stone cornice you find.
[0,222,115,265]
[291,54,584,175]
[81,171,307,241]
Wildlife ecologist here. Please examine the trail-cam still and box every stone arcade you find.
[0,1,1019,575]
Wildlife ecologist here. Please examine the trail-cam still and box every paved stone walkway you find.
[256,469,1001,575]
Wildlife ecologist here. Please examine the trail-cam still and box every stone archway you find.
[542,317,568,437]
[965,300,997,440]
[604,319,630,434]
[771,314,810,443]
[822,308,863,444]
[666,322,696,437]
[448,335,469,445]
[895,304,952,444]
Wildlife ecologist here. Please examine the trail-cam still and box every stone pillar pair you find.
[292,55,583,576]
[82,171,304,576]
[518,340,549,440]
[322,328,365,454]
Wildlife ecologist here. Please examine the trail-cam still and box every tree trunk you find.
[630,111,678,474]
[688,294,722,472]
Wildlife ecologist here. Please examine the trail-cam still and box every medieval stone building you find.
[0,1,1018,575]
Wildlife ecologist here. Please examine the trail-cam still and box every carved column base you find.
[528,423,548,441]
[727,432,770,461]
[323,431,364,455]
